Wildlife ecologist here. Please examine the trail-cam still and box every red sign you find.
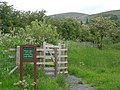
[20,45,36,90]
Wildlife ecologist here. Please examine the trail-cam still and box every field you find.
[68,42,120,90]
[0,42,120,90]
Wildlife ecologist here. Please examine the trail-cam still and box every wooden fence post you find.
[76,39,79,48]
[16,46,20,66]
[54,48,58,77]
[70,40,72,48]
[43,42,46,68]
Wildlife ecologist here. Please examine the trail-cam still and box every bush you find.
[110,43,120,50]
[0,34,27,49]
[0,20,59,49]
[24,20,59,45]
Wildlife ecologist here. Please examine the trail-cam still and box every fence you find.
[9,42,68,77]
[64,40,94,48]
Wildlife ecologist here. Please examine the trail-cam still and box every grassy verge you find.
[0,48,68,90]
[68,43,120,90]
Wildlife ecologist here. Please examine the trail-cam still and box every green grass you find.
[68,42,120,90]
[0,47,68,90]
[0,63,68,90]
[1,41,120,90]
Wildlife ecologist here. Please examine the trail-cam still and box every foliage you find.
[0,2,14,33]
[0,2,47,34]
[56,75,67,88]
[0,60,68,90]
[79,24,90,41]
[24,20,59,45]
[68,41,120,90]
[108,42,120,50]
[0,34,27,49]
[49,17,81,40]
[89,16,117,49]
[0,1,120,50]
[0,21,58,49]
[0,41,68,90]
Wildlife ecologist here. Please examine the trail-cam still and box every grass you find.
[0,47,68,90]
[0,62,68,90]
[0,41,120,90]
[68,42,120,90]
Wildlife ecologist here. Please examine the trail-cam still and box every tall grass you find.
[68,42,120,90]
[0,63,68,90]
[0,50,68,90]
[1,40,120,90]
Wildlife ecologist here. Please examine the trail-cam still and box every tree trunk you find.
[98,35,103,49]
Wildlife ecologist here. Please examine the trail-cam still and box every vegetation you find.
[50,12,88,19]
[0,31,66,90]
[0,1,120,49]
[0,2,46,33]
[89,16,118,49]
[0,57,68,90]
[0,1,120,90]
[21,20,59,45]
[68,42,120,90]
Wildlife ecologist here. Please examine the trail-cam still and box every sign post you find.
[20,45,36,90]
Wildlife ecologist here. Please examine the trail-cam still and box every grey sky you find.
[1,0,120,15]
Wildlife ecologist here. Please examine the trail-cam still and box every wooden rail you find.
[9,42,68,76]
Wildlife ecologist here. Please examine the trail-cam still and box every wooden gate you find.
[9,42,68,77]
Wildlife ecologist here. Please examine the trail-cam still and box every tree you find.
[85,18,89,24]
[48,17,81,40]
[89,16,117,49]
[79,24,90,42]
[23,20,59,45]
[0,2,14,33]
[0,2,47,34]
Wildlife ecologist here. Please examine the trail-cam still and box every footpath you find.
[66,75,93,90]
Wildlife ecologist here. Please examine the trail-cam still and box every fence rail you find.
[9,42,68,77]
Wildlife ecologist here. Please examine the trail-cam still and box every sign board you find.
[20,45,36,90]
[23,47,34,60]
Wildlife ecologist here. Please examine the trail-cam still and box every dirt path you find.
[66,75,93,90]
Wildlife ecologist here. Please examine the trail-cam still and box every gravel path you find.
[66,75,93,90]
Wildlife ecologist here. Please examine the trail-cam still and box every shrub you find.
[24,20,59,45]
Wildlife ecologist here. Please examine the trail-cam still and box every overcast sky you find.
[1,0,120,15]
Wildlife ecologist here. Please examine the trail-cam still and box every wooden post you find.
[54,48,58,77]
[20,46,23,89]
[34,46,37,90]
[70,40,72,48]
[20,45,36,90]
[16,46,20,66]
[76,39,78,48]
[43,42,46,68]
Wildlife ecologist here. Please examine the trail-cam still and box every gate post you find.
[54,48,58,77]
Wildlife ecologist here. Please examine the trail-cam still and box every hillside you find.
[89,10,120,21]
[50,10,120,21]
[50,12,89,19]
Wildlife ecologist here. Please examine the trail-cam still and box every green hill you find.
[50,10,120,21]
[89,10,120,21]
[50,12,89,19]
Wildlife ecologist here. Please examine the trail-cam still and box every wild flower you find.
[79,61,85,66]
[13,82,19,86]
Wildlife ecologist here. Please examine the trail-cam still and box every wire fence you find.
[64,40,94,49]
